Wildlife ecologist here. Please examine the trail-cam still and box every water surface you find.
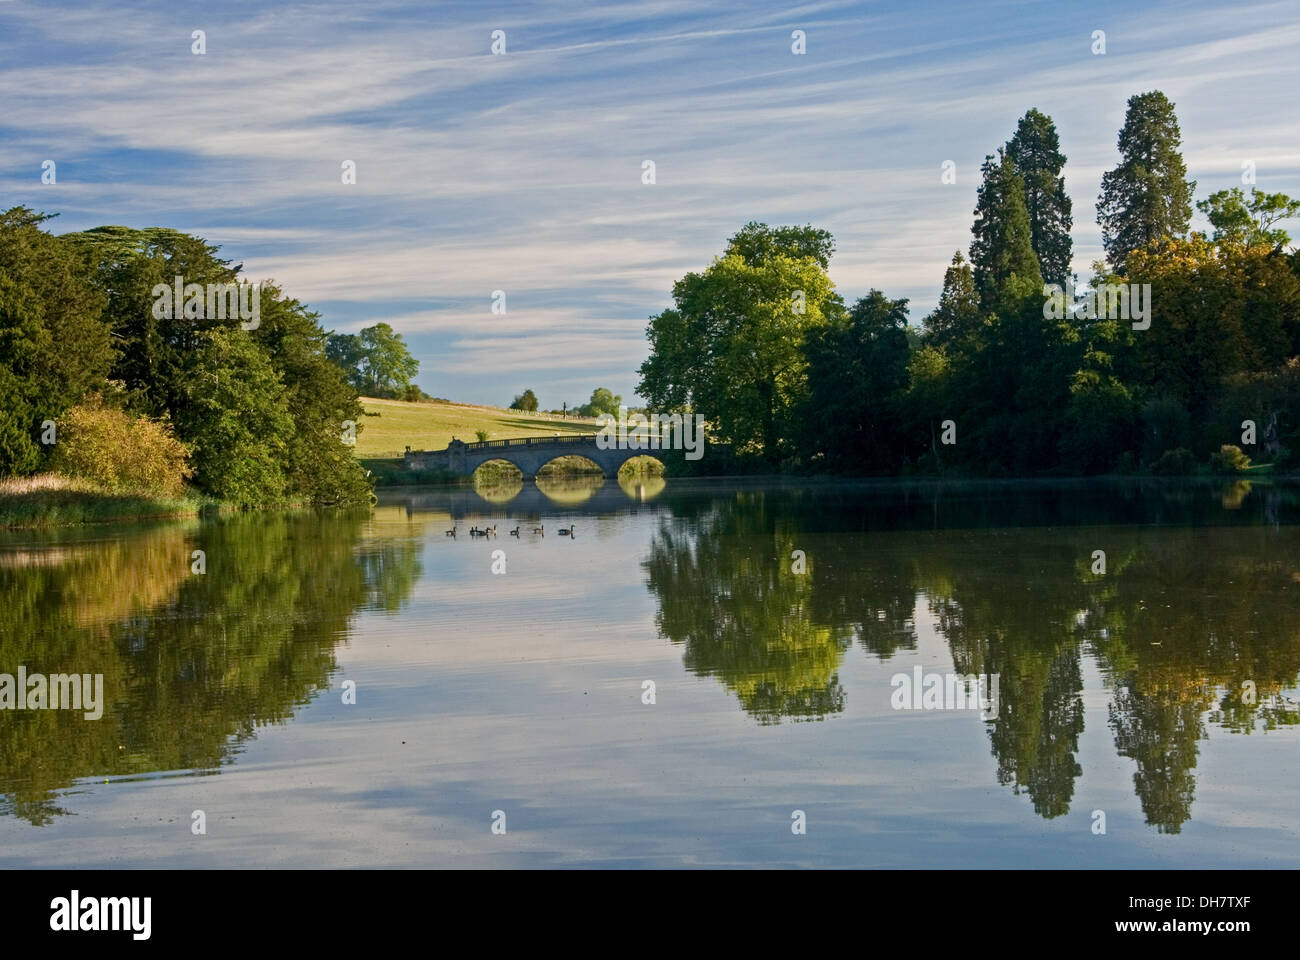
[2,477,1298,867]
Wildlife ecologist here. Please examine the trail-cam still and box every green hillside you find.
[354,397,597,457]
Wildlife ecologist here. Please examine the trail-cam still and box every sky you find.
[1,0,1298,407]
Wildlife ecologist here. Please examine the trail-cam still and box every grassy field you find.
[355,397,598,457]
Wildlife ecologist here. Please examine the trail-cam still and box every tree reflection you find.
[642,482,1300,830]
[643,493,853,724]
[0,511,421,825]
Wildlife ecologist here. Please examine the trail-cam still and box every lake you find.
[2,476,1298,867]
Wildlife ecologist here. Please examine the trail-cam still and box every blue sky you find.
[2,0,1298,407]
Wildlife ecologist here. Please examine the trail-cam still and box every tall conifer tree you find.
[1006,109,1073,287]
[970,149,1043,314]
[1097,91,1196,272]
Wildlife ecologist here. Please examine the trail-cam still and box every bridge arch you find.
[403,433,700,481]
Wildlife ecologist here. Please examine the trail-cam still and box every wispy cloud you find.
[2,0,1297,405]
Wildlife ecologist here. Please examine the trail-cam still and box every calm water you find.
[2,476,1298,867]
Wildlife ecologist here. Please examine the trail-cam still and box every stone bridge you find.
[403,434,677,479]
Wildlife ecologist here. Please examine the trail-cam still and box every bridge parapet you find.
[403,434,682,479]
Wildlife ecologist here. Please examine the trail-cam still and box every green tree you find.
[0,209,114,474]
[325,326,418,397]
[510,389,539,412]
[970,150,1043,314]
[255,287,371,504]
[356,323,419,395]
[585,387,622,418]
[639,222,837,462]
[1197,188,1300,249]
[325,333,366,386]
[1005,108,1074,287]
[1124,235,1300,417]
[58,225,371,504]
[177,329,295,504]
[1097,91,1196,272]
[802,290,911,473]
[922,251,982,351]
[60,224,243,421]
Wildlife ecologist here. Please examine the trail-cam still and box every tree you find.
[60,224,243,421]
[1005,108,1074,287]
[326,325,418,397]
[639,222,837,462]
[325,333,366,383]
[0,208,114,474]
[1123,234,1300,417]
[176,329,295,505]
[59,224,373,504]
[510,389,538,412]
[1197,188,1300,249]
[802,290,911,473]
[1097,91,1196,272]
[357,323,419,395]
[585,387,622,418]
[255,286,371,504]
[922,251,981,351]
[970,150,1043,315]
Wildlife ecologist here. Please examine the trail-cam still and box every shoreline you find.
[4,469,1293,531]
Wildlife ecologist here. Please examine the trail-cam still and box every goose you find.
[558,525,576,536]
[469,526,489,538]
[445,527,457,537]
[509,526,521,537]
[532,524,544,535]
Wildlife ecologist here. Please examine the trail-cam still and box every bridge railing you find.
[461,434,598,452]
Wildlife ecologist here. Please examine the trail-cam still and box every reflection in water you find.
[536,474,604,504]
[618,474,666,501]
[3,478,1300,841]
[644,493,854,724]
[472,468,524,503]
[0,511,421,825]
[642,481,1300,832]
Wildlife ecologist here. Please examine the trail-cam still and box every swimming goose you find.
[532,524,544,535]
[509,526,521,537]
[558,525,576,536]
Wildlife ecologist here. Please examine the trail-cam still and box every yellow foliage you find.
[47,396,192,496]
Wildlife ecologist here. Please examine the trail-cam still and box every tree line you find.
[0,215,372,504]
[639,91,1300,476]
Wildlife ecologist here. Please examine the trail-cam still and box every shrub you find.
[475,429,490,443]
[1209,444,1251,474]
[47,396,191,495]
[1149,448,1196,475]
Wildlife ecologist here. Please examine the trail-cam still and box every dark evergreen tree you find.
[1097,91,1196,272]
[1006,109,1073,287]
[922,251,981,350]
[802,290,911,473]
[970,150,1043,315]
